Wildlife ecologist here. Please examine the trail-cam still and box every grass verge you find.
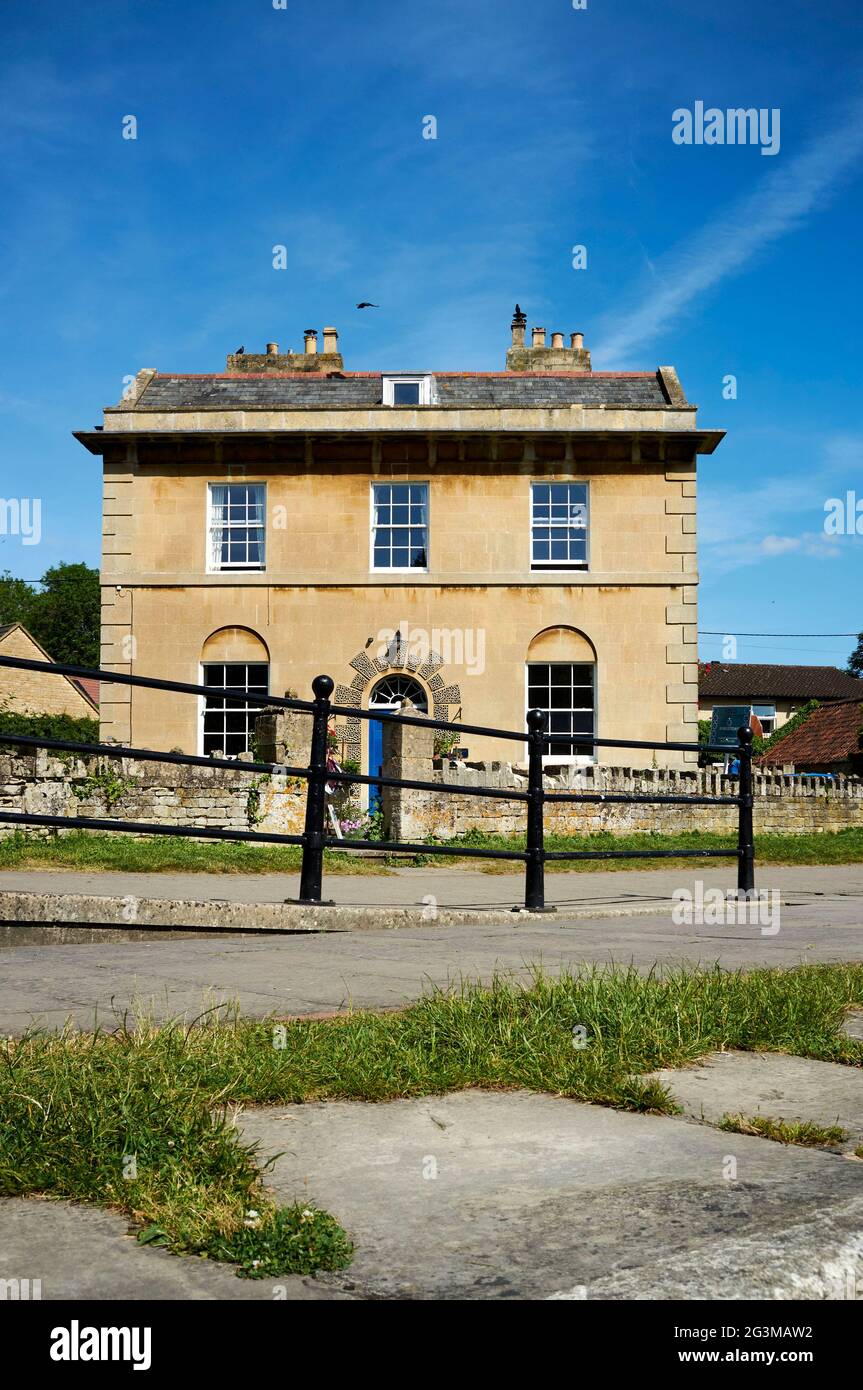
[718,1114,848,1147]
[1,826,862,874]
[0,830,387,875]
[2,963,862,1277]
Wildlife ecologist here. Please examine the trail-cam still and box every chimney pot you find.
[304,329,318,355]
[322,326,338,354]
[532,326,546,348]
[571,332,584,350]
[266,342,279,356]
[551,332,564,350]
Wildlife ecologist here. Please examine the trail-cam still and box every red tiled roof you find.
[758,700,863,768]
[73,677,99,710]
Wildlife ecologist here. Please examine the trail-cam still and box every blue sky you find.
[1,0,861,668]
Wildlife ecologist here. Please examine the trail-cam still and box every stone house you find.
[0,623,98,721]
[75,309,722,793]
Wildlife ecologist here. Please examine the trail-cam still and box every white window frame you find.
[382,374,432,406]
[752,704,777,735]
[369,480,430,573]
[206,482,267,573]
[529,480,590,571]
[198,660,270,757]
[525,661,597,766]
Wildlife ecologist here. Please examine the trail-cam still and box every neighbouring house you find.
[0,623,99,720]
[758,698,863,775]
[699,662,862,737]
[74,309,723,790]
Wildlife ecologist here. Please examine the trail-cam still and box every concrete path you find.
[3,861,863,914]
[0,866,862,1034]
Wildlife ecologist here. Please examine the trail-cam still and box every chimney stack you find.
[505,305,591,372]
[227,323,344,373]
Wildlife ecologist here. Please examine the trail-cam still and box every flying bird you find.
[356,302,379,309]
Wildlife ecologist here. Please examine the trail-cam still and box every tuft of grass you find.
[718,1114,848,1147]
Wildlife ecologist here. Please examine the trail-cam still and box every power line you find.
[700,631,859,638]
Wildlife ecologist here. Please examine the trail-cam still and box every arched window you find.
[200,627,270,756]
[369,675,428,712]
[526,627,596,761]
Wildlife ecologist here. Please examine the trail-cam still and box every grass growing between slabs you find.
[2,962,862,1278]
[718,1115,849,1148]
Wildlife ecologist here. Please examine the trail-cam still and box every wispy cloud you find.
[699,431,862,575]
[594,94,863,365]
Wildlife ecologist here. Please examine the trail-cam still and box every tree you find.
[0,563,100,667]
[848,632,863,679]
[0,571,37,630]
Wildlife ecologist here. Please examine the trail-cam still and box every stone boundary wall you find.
[2,736,861,848]
[0,751,307,841]
[380,713,863,841]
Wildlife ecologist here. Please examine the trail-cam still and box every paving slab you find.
[0,1197,351,1300]
[239,1089,863,1300]
[651,1051,863,1151]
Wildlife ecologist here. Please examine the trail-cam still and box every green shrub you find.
[0,709,99,747]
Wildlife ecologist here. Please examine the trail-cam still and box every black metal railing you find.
[0,654,755,911]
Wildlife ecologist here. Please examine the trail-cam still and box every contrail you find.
[594,95,863,365]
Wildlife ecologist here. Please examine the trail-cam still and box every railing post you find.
[523,707,549,911]
[297,674,335,905]
[736,725,755,895]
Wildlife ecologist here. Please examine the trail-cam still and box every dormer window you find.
[383,374,431,406]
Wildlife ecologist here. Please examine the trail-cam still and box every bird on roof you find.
[356,302,379,309]
[235,346,245,354]
[515,303,523,316]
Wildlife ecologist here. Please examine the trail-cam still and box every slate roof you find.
[700,663,863,702]
[130,371,673,412]
[758,699,863,769]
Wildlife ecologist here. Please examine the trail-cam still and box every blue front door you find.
[368,718,384,813]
